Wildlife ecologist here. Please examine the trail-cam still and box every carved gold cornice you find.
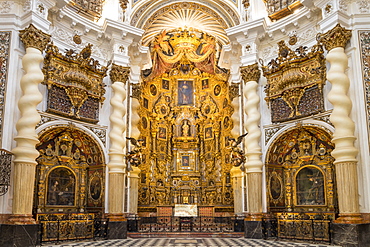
[19,24,51,51]
[42,43,107,122]
[319,24,352,51]
[261,40,326,122]
[110,64,130,83]
[240,63,260,83]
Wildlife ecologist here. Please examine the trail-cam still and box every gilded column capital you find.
[110,64,130,83]
[240,63,261,83]
[19,24,51,51]
[319,24,352,51]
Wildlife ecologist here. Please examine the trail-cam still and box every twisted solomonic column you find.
[8,24,50,224]
[108,64,130,221]
[241,63,263,220]
[320,24,362,223]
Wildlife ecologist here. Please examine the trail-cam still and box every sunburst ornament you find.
[142,8,229,46]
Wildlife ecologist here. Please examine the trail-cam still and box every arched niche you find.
[265,126,336,213]
[34,126,105,215]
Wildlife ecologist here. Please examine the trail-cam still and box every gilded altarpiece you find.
[136,29,236,215]
[262,40,326,123]
[34,127,105,214]
[265,126,336,213]
[42,43,107,124]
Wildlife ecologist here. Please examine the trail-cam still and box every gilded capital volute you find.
[19,24,51,51]
[240,63,261,83]
[110,64,130,83]
[319,24,352,51]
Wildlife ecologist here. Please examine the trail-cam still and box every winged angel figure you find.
[126,137,144,168]
[228,133,248,169]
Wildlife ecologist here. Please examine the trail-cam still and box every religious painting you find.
[141,116,148,129]
[162,79,169,90]
[158,126,167,140]
[204,126,213,140]
[223,98,228,108]
[214,84,221,96]
[178,80,193,105]
[150,84,157,96]
[181,155,190,167]
[89,176,102,201]
[143,98,149,109]
[296,166,325,206]
[269,172,282,200]
[176,151,195,171]
[201,78,209,89]
[47,167,76,206]
[223,116,230,129]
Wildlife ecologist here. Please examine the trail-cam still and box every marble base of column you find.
[334,213,364,224]
[0,223,40,246]
[107,213,127,239]
[332,222,370,246]
[6,214,36,225]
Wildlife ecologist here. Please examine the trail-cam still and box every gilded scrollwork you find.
[261,39,326,123]
[42,43,107,123]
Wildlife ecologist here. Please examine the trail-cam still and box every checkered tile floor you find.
[43,238,340,247]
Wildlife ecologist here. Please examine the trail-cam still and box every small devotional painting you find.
[178,80,193,105]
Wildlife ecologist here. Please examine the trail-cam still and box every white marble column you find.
[8,25,50,224]
[231,166,244,214]
[320,24,363,223]
[107,64,129,221]
[240,63,264,220]
[128,166,140,215]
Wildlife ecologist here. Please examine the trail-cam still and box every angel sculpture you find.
[228,133,248,168]
[126,137,144,168]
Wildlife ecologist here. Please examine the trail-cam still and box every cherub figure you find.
[126,137,144,168]
[228,133,248,169]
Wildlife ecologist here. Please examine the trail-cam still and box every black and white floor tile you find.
[43,238,341,247]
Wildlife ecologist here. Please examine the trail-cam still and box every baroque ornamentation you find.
[37,112,108,146]
[131,1,239,29]
[261,40,326,123]
[266,126,336,212]
[119,0,129,10]
[137,29,234,210]
[42,43,108,123]
[318,24,352,51]
[19,24,51,51]
[0,32,11,145]
[264,0,303,20]
[35,127,106,214]
[240,63,261,82]
[0,149,13,196]
[110,64,130,83]
[67,0,105,20]
[359,31,370,148]
[142,29,229,81]
[265,126,283,145]
[0,1,13,13]
[357,0,370,13]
